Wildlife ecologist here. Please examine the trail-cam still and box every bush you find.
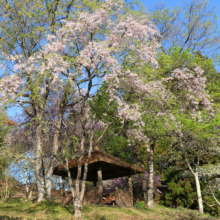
[203,191,220,217]
[160,170,197,209]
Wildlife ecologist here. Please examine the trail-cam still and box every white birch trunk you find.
[28,190,33,200]
[65,158,77,214]
[75,136,86,198]
[73,118,115,217]
[46,116,62,201]
[208,180,220,206]
[195,172,204,213]
[45,80,71,201]
[74,135,86,218]
[45,171,53,201]
[36,112,45,202]
[28,172,36,200]
[147,142,154,207]
[52,176,58,189]
[18,162,30,199]
[71,111,113,217]
[179,140,204,214]
[74,122,95,218]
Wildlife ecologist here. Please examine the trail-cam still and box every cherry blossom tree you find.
[0,0,98,203]
[0,0,163,216]
[162,66,220,214]
[1,1,218,217]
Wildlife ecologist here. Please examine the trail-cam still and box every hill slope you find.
[0,199,218,220]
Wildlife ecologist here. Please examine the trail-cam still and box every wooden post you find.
[93,170,97,187]
[97,165,103,204]
[128,175,133,207]
[61,176,65,205]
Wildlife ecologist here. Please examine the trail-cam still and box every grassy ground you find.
[0,199,218,220]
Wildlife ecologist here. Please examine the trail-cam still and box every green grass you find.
[0,199,218,220]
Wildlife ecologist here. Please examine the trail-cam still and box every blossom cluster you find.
[0,0,212,147]
[0,74,24,104]
[164,67,212,111]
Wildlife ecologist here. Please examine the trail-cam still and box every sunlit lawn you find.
[0,199,218,220]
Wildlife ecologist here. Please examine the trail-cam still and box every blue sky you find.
[140,0,220,11]
[140,0,220,30]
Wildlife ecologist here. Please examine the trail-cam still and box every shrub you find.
[160,170,197,209]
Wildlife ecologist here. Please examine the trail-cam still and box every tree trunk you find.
[18,162,30,200]
[65,160,75,206]
[46,116,62,201]
[74,197,82,218]
[75,128,95,218]
[73,135,85,219]
[52,176,58,189]
[45,170,53,201]
[195,172,204,213]
[42,158,46,195]
[147,142,155,208]
[179,140,203,214]
[208,180,220,207]
[72,113,111,217]
[28,172,36,200]
[35,113,45,202]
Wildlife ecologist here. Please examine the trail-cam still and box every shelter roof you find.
[53,148,145,181]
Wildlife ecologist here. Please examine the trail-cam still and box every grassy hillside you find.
[0,199,218,220]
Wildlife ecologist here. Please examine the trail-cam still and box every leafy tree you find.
[204,180,220,216]
[0,0,166,217]
[0,0,96,203]
[0,112,17,200]
[0,112,13,176]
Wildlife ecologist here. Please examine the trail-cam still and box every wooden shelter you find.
[53,147,146,207]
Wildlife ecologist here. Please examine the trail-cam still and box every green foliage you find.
[0,114,9,146]
[203,191,220,217]
[0,178,14,200]
[157,46,217,78]
[0,199,216,220]
[0,113,12,176]
[160,170,197,209]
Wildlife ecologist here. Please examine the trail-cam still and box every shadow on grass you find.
[24,201,63,215]
[63,204,74,214]
[1,199,75,218]
[1,199,33,213]
[0,216,21,220]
